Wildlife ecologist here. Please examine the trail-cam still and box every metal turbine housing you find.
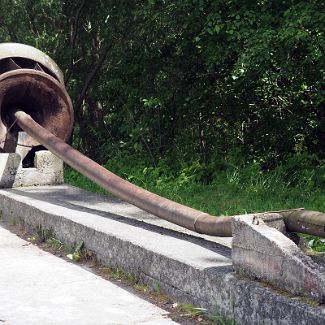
[0,43,73,153]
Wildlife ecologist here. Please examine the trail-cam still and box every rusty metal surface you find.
[0,70,73,154]
[0,43,64,84]
[0,43,73,159]
[13,110,233,237]
[280,210,325,237]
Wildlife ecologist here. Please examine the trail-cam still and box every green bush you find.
[2,1,323,166]
[65,153,324,216]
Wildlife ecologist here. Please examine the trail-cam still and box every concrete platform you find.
[0,225,177,325]
[0,185,324,325]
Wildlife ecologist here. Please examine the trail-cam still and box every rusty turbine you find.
[0,43,73,154]
[1,43,324,238]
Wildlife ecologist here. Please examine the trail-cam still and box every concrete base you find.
[232,214,325,303]
[0,185,324,325]
[0,151,63,187]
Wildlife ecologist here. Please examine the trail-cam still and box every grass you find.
[64,153,325,250]
[65,155,324,215]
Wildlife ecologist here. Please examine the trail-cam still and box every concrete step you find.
[0,185,324,325]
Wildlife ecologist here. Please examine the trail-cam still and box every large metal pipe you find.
[13,110,233,236]
[12,110,325,238]
[279,209,325,238]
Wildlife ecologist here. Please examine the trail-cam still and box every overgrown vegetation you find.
[0,0,324,166]
[65,152,324,216]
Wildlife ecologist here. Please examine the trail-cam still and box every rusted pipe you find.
[13,110,233,236]
[279,209,325,238]
[11,110,325,238]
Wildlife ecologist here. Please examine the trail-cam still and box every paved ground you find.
[0,225,178,325]
[1,186,324,325]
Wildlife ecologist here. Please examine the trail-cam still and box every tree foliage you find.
[0,0,324,169]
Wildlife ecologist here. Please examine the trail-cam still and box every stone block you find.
[232,214,325,303]
[35,150,63,174]
[0,151,63,188]
[0,153,21,187]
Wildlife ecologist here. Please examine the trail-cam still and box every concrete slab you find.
[232,214,325,302]
[0,185,324,325]
[0,226,177,325]
[0,151,63,188]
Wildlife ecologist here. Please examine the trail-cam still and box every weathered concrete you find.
[0,185,324,325]
[0,151,63,188]
[232,214,325,303]
[0,225,177,325]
